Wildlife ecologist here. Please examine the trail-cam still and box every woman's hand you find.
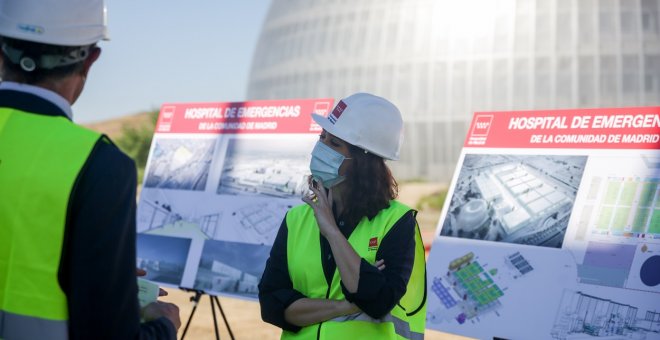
[302,178,338,238]
[302,177,361,293]
[338,299,361,316]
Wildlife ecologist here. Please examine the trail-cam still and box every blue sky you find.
[73,1,272,123]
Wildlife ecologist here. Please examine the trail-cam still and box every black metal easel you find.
[180,289,235,340]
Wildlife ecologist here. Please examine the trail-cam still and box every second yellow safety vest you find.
[284,200,426,339]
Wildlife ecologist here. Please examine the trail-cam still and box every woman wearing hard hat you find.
[259,93,426,339]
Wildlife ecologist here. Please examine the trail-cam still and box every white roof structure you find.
[528,197,554,215]
[547,191,568,204]
[264,174,290,187]
[520,191,541,205]
[475,174,502,202]
[510,183,529,195]
[212,261,242,277]
[479,161,577,236]
[496,165,516,174]
[527,179,543,189]
[502,208,531,233]
[507,178,523,187]
[513,170,527,179]
[240,173,262,185]
[536,185,554,195]
[520,173,535,183]
[493,200,513,215]
[170,147,193,171]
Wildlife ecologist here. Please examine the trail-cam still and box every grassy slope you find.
[83,111,155,141]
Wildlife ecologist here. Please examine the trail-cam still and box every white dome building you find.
[247,0,660,181]
[456,199,490,234]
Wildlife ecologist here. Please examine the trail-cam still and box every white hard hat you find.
[312,93,404,160]
[0,0,108,46]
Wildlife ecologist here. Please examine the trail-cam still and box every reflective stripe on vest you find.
[329,312,424,340]
[0,310,67,340]
[284,200,427,339]
[400,222,427,335]
[0,108,101,339]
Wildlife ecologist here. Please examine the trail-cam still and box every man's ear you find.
[81,46,101,77]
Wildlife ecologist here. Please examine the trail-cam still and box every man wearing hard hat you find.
[0,1,180,339]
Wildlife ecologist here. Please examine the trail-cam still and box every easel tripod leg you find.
[209,295,220,340]
[213,296,235,340]
[180,291,202,340]
[179,291,235,340]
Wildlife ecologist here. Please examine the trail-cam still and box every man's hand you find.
[142,301,181,331]
[136,268,168,296]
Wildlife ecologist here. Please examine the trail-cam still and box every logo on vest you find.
[368,237,378,251]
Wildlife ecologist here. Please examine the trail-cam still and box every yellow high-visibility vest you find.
[284,200,426,339]
[0,107,101,340]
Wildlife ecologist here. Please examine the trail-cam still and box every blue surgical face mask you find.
[309,141,352,188]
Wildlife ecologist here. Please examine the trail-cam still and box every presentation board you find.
[426,107,660,340]
[136,98,333,299]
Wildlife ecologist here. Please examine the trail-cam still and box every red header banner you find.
[465,107,660,149]
[155,98,334,134]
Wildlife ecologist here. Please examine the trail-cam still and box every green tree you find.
[415,189,448,211]
[115,110,159,183]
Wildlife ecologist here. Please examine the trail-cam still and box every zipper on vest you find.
[316,284,333,340]
[316,322,322,340]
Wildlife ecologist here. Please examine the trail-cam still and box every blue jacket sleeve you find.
[340,211,416,319]
[59,140,176,340]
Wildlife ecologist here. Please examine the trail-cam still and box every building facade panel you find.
[248,0,660,181]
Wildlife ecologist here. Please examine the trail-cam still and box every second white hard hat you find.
[0,0,108,46]
[312,93,404,161]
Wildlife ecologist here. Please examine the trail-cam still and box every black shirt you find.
[0,89,176,339]
[258,207,416,333]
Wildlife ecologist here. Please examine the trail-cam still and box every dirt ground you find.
[160,290,471,339]
[156,182,472,339]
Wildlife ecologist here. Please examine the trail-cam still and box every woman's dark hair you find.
[0,37,87,84]
[341,144,398,226]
